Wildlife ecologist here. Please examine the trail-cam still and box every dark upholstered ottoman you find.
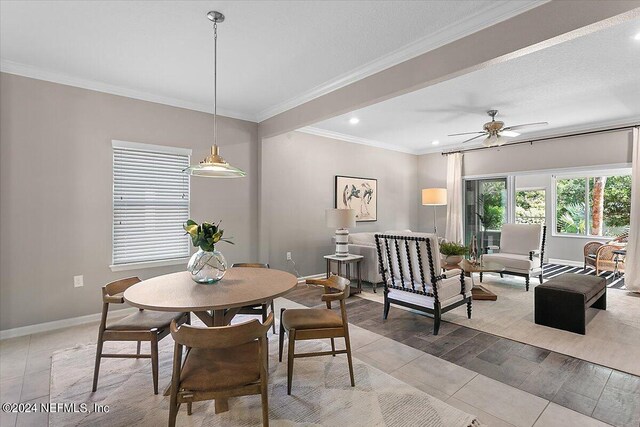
[535,273,606,334]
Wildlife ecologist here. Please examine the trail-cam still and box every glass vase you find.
[187,248,227,284]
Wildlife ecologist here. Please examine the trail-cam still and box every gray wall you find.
[418,129,634,263]
[260,131,419,276]
[0,73,259,330]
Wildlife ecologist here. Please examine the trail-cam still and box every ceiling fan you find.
[448,110,548,147]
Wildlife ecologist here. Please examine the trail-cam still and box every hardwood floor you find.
[286,284,640,427]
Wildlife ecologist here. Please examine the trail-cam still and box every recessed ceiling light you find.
[634,32,640,41]
[349,117,360,125]
[432,140,440,145]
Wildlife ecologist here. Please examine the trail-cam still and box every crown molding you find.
[297,127,418,155]
[0,59,257,122]
[424,118,640,156]
[255,0,547,122]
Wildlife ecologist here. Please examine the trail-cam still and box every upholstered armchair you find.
[481,224,547,291]
[375,232,472,335]
[584,241,626,275]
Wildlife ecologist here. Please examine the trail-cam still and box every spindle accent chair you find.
[375,233,471,335]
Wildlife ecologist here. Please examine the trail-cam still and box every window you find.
[112,140,191,268]
[516,189,546,224]
[554,171,631,237]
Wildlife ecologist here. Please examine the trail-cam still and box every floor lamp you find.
[422,188,447,235]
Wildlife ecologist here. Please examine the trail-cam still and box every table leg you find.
[193,311,214,326]
[213,308,231,413]
[346,263,350,282]
[357,261,362,294]
[326,258,330,279]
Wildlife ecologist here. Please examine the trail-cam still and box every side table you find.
[324,254,363,295]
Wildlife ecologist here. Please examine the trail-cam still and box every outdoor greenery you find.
[477,182,506,230]
[440,241,468,256]
[183,219,234,252]
[515,189,546,224]
[556,174,631,236]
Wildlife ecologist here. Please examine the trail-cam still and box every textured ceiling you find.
[0,0,542,121]
[311,17,640,154]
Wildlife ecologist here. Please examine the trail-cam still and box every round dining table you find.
[124,267,298,327]
[123,267,298,413]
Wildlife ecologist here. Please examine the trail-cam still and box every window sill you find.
[110,257,190,272]
[550,233,611,240]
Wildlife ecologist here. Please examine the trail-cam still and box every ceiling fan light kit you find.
[184,11,246,178]
[448,109,548,148]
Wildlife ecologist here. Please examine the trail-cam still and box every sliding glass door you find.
[464,178,510,248]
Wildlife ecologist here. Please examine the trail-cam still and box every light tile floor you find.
[0,293,616,427]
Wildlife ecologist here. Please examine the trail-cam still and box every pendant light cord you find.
[213,21,218,144]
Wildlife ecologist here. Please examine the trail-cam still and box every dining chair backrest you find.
[102,277,141,303]
[171,313,273,350]
[232,263,270,269]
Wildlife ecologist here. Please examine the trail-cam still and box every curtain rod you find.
[441,124,639,156]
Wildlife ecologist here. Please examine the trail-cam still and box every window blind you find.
[112,141,191,266]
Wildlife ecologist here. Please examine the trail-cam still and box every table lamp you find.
[422,188,447,234]
[326,209,357,257]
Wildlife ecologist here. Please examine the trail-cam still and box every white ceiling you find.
[0,1,543,122]
[310,17,640,154]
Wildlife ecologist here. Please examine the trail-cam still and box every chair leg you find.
[168,390,179,427]
[270,301,276,334]
[433,304,441,335]
[92,303,108,392]
[467,299,472,319]
[479,272,483,282]
[151,334,159,395]
[500,272,504,278]
[287,329,296,395]
[525,276,530,292]
[344,330,355,387]
[187,402,192,416]
[330,338,336,357]
[383,296,390,320]
[92,337,104,392]
[278,308,286,362]
[261,376,269,427]
[136,341,141,355]
[539,274,543,284]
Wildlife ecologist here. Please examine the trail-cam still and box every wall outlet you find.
[73,275,84,288]
[286,252,292,261]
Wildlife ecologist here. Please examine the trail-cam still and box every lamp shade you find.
[184,145,246,178]
[422,188,447,206]
[326,209,356,229]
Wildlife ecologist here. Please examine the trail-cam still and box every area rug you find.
[50,337,480,426]
[359,275,640,376]
[543,263,625,289]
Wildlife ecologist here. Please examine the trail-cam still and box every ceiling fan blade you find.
[500,130,520,137]
[448,131,486,137]
[502,122,548,131]
[462,134,488,143]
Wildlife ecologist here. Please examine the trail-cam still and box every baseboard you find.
[548,258,584,268]
[1,273,328,340]
[0,307,137,340]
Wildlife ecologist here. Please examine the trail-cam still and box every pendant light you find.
[184,11,246,178]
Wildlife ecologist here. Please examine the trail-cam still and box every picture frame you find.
[335,175,377,222]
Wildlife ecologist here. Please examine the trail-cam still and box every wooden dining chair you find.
[278,275,355,395]
[92,277,189,394]
[232,263,276,334]
[168,313,273,427]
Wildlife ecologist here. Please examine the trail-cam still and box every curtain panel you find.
[625,127,639,292]
[445,153,464,244]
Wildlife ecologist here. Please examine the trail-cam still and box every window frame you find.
[551,168,632,239]
[110,140,192,271]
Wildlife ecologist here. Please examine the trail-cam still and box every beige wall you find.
[260,131,419,276]
[0,73,259,330]
[418,129,634,263]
